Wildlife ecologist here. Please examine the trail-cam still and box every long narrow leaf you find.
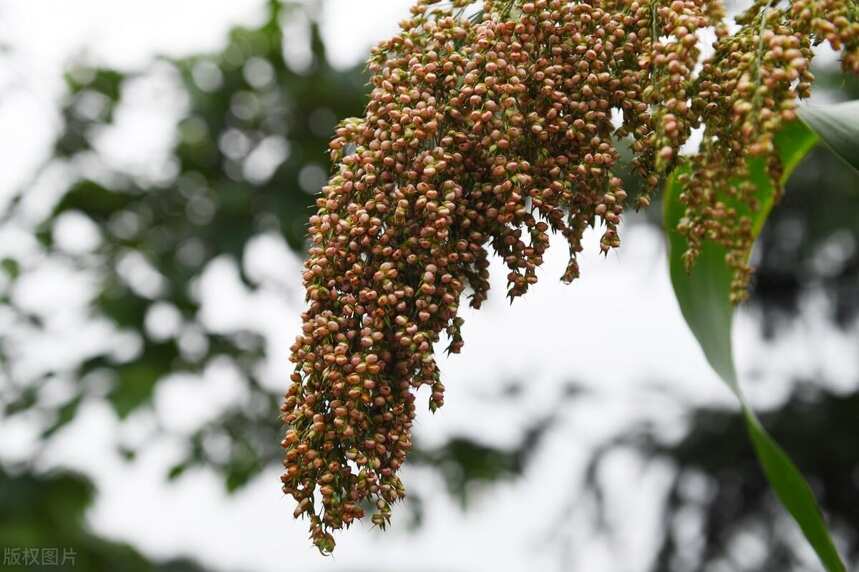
[664,119,845,572]
[743,407,845,572]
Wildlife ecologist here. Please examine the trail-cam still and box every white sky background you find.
[0,1,856,572]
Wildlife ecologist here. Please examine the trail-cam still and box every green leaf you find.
[41,395,84,439]
[167,462,189,481]
[799,100,859,172]
[108,363,161,419]
[664,187,737,384]
[106,341,180,418]
[1,258,20,280]
[664,120,818,386]
[744,409,845,572]
[664,120,845,572]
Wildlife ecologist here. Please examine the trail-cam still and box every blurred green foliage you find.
[0,467,209,571]
[0,0,545,517]
[2,0,368,491]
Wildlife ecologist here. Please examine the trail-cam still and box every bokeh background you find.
[0,1,857,571]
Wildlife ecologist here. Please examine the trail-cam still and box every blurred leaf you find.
[1,258,20,279]
[119,446,137,462]
[167,463,188,481]
[410,420,552,507]
[53,180,135,220]
[664,120,845,571]
[41,395,83,439]
[3,386,38,417]
[225,458,259,493]
[799,100,859,172]
[0,468,211,571]
[96,285,150,328]
[0,4,370,476]
[108,343,176,419]
[64,68,123,101]
[108,365,158,419]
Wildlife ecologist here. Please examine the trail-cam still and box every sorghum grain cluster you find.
[679,1,856,301]
[283,0,859,551]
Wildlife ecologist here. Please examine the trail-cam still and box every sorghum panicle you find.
[680,0,857,302]
[282,0,859,551]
